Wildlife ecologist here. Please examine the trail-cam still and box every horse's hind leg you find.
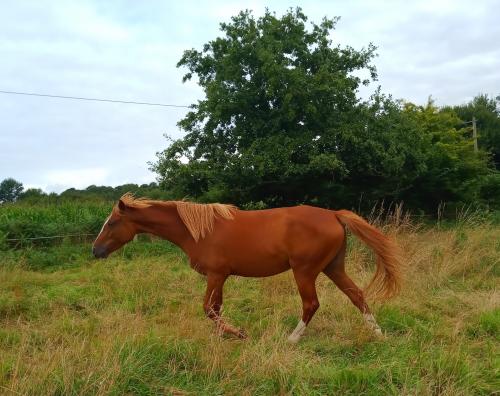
[323,238,383,336]
[204,273,247,339]
[288,270,320,343]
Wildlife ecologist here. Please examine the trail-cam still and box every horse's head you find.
[92,199,137,258]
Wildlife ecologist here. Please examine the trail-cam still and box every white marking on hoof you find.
[364,313,383,336]
[287,320,306,343]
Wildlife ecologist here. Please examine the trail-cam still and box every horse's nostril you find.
[93,245,107,258]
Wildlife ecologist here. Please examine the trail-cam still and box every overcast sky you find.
[1,0,499,192]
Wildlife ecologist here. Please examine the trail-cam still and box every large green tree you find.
[153,9,380,206]
[0,178,24,204]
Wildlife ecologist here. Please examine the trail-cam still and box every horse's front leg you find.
[204,273,247,339]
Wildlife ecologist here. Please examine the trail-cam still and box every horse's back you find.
[192,205,345,277]
[225,205,343,243]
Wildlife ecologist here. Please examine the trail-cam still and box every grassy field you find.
[0,214,498,395]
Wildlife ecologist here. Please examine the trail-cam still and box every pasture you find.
[0,205,498,395]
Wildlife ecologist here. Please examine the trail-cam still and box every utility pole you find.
[472,116,478,152]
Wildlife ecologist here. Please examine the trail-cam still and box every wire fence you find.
[2,233,155,250]
[0,89,191,108]
[2,233,98,249]
[5,233,97,242]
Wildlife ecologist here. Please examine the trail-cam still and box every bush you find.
[479,173,500,209]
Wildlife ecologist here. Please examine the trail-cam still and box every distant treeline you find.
[0,181,172,205]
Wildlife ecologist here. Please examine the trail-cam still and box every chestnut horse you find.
[93,193,402,342]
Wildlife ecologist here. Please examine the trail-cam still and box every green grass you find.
[0,222,498,395]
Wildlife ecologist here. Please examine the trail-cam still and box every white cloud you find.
[43,168,110,192]
[53,2,131,42]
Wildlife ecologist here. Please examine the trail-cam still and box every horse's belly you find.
[231,259,290,277]
[226,248,290,277]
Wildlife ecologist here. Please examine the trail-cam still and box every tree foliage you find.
[151,8,497,212]
[153,8,379,206]
[0,178,24,204]
[450,94,500,168]
[399,101,492,210]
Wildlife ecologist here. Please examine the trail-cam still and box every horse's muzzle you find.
[92,245,107,259]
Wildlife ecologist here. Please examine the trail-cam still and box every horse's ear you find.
[118,199,127,212]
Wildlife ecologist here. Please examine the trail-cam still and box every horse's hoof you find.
[287,334,300,344]
[373,328,385,339]
[237,329,248,339]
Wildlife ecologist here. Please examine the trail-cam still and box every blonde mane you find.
[176,201,236,242]
[118,193,236,242]
[119,192,152,208]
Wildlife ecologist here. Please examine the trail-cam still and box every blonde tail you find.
[335,210,403,300]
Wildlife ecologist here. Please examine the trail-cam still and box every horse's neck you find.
[132,204,194,252]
